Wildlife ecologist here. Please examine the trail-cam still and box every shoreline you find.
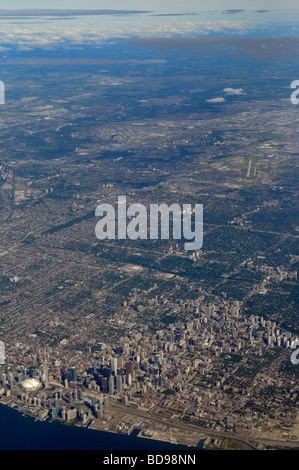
[0,400,202,450]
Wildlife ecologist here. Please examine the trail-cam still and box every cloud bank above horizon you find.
[0,8,298,53]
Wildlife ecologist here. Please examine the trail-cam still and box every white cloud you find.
[223,87,245,95]
[206,97,225,103]
[0,17,254,49]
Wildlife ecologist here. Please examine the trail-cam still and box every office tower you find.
[111,357,118,375]
[117,357,123,369]
[9,374,14,391]
[125,361,132,379]
[70,366,77,383]
[100,377,108,394]
[116,375,123,394]
[108,375,115,395]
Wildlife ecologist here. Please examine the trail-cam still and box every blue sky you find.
[1,0,298,13]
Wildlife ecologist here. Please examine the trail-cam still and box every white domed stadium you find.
[20,378,41,392]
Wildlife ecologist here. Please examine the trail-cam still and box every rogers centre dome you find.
[20,378,41,392]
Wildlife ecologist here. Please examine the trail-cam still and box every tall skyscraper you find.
[70,366,77,383]
[111,357,118,375]
[125,361,132,379]
[108,375,115,395]
[116,375,123,394]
